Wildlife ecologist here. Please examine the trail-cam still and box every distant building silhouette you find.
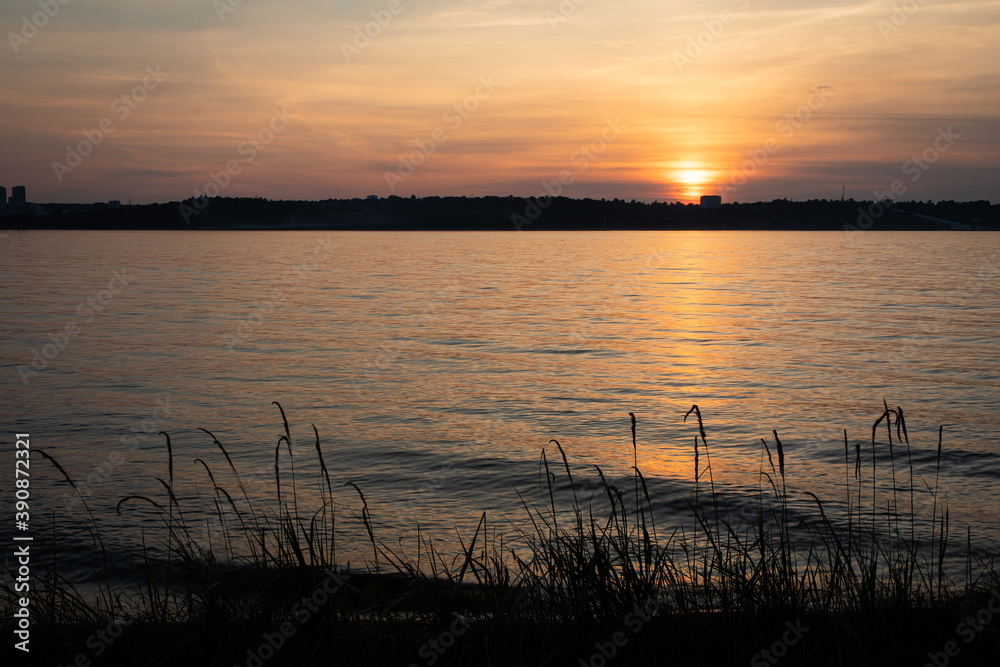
[0,186,6,210]
[11,185,26,210]
[700,195,721,208]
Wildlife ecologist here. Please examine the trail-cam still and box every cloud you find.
[1,0,998,203]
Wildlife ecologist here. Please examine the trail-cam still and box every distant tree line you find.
[4,196,997,231]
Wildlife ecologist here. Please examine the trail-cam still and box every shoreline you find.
[4,404,999,665]
[2,196,998,231]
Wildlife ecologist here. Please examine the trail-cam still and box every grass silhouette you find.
[4,402,999,666]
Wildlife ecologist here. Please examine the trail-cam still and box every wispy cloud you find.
[1,0,998,203]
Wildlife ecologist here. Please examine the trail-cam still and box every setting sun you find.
[3,0,1000,661]
[672,163,716,201]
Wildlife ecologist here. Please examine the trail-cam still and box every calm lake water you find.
[2,229,999,581]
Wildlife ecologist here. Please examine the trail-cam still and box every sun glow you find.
[671,163,716,201]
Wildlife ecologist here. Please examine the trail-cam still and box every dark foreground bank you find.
[4,403,999,666]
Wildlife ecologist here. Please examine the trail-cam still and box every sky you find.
[1,0,998,204]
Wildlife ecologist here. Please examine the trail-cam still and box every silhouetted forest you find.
[4,196,998,230]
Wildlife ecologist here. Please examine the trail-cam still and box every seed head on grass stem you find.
[37,449,111,594]
[345,481,378,571]
[761,438,775,477]
[26,399,995,658]
[772,430,784,480]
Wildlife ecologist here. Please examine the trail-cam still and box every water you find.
[2,229,999,581]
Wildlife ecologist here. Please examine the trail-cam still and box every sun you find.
[676,168,712,187]
[670,163,716,201]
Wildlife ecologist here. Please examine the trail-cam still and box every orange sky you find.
[1,0,998,204]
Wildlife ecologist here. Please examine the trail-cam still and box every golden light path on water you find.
[3,229,999,579]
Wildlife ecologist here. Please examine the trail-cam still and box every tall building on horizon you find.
[11,185,26,209]
[0,186,6,210]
